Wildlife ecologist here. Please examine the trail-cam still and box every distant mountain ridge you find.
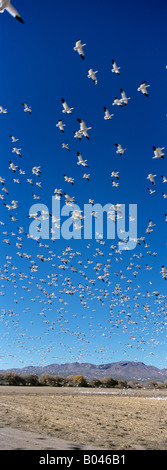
[1,361,167,382]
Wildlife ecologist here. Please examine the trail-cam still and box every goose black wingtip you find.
[16,15,24,24]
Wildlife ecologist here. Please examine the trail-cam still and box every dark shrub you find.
[89,378,102,388]
[2,372,25,386]
[100,377,118,388]
[116,380,128,389]
[127,381,142,389]
[21,374,39,386]
[39,374,57,386]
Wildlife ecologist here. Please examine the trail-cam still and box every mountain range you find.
[1,361,167,382]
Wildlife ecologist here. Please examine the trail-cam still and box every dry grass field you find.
[0,386,167,450]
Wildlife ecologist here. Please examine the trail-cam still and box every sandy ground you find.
[0,386,167,450]
[0,426,100,450]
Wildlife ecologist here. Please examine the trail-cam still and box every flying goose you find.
[112,97,123,107]
[77,119,92,139]
[91,211,98,218]
[146,264,152,270]
[64,175,74,185]
[137,81,150,97]
[111,60,120,75]
[64,200,74,208]
[152,146,165,159]
[73,39,86,60]
[0,106,8,113]
[87,69,98,84]
[62,143,70,151]
[74,130,82,140]
[147,174,156,185]
[83,173,90,181]
[112,180,119,187]
[27,178,33,185]
[4,203,14,210]
[22,103,31,114]
[110,203,122,213]
[32,193,40,200]
[36,181,42,189]
[0,177,5,185]
[146,227,153,234]
[104,107,114,120]
[161,175,167,183]
[115,143,126,155]
[0,0,24,22]
[32,166,41,176]
[160,266,167,279]
[2,186,9,194]
[10,215,18,222]
[13,178,21,184]
[148,219,156,228]
[111,171,119,179]
[62,99,74,114]
[72,209,84,221]
[12,147,22,157]
[54,188,62,198]
[77,152,88,167]
[56,120,66,133]
[64,193,76,203]
[9,161,18,172]
[120,89,131,105]
[73,220,83,230]
[9,135,18,142]
[147,187,156,194]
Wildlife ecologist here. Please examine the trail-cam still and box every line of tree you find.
[0,372,167,388]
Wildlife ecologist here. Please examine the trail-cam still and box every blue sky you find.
[0,0,167,370]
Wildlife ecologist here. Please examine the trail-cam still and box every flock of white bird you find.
[0,4,166,367]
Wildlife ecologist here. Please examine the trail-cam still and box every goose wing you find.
[6,2,24,22]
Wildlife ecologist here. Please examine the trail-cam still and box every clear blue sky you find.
[0,0,167,370]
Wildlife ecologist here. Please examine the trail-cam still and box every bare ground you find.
[0,386,167,450]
